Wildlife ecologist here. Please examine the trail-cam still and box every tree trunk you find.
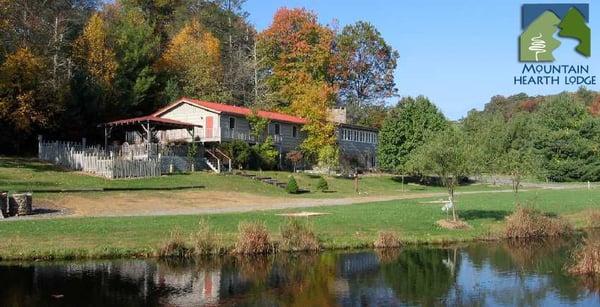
[449,187,457,221]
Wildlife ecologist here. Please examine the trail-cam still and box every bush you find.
[252,136,279,170]
[234,221,273,254]
[191,219,219,255]
[568,239,600,275]
[220,140,251,169]
[316,176,328,191]
[286,176,299,194]
[158,228,191,258]
[279,218,320,251]
[373,231,402,249]
[504,206,573,239]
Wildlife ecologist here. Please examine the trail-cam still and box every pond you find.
[1,239,599,306]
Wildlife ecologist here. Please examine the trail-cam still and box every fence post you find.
[82,137,86,149]
[37,135,43,159]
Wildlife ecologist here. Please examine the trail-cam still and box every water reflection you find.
[1,240,599,306]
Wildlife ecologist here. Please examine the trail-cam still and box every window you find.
[229,117,235,129]
[274,123,280,135]
[292,126,298,138]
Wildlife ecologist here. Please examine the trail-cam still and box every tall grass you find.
[190,219,221,255]
[569,239,600,275]
[234,221,273,254]
[157,228,191,258]
[504,206,573,239]
[373,231,402,249]
[279,218,320,251]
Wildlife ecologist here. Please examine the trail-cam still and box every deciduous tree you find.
[378,96,448,172]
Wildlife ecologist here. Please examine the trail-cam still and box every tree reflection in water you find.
[1,239,600,306]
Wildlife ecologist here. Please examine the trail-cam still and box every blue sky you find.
[244,0,598,119]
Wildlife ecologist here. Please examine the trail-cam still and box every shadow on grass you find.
[391,175,475,187]
[0,157,70,173]
[459,209,511,221]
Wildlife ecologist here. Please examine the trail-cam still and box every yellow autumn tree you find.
[159,20,224,100]
[74,13,118,88]
[0,48,50,134]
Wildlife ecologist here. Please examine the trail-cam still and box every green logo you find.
[519,4,590,62]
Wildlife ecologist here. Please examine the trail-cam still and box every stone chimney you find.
[328,107,347,124]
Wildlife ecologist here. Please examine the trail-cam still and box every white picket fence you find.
[38,140,161,179]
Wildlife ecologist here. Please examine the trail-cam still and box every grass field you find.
[0,187,598,260]
[0,157,501,199]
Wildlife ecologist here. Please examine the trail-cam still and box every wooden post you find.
[104,127,108,153]
[354,173,359,194]
[401,175,405,192]
[37,135,43,159]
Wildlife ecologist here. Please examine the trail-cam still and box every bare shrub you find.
[191,219,220,255]
[279,218,320,252]
[504,207,573,239]
[569,239,600,275]
[158,228,191,258]
[373,231,402,249]
[234,221,273,254]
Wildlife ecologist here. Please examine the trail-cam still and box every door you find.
[205,116,213,139]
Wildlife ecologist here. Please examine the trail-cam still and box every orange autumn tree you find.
[258,8,338,166]
[159,20,225,101]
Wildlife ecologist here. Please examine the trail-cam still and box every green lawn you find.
[0,187,598,260]
[0,157,500,198]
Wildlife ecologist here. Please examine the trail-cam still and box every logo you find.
[520,4,590,62]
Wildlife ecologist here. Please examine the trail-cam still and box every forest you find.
[2,1,600,182]
[378,88,600,182]
[0,0,398,158]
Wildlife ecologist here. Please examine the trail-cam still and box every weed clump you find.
[280,218,320,251]
[191,219,220,255]
[373,231,402,249]
[504,207,573,239]
[569,239,600,275]
[158,228,191,258]
[234,221,273,254]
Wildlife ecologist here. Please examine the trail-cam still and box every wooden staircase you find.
[204,148,232,173]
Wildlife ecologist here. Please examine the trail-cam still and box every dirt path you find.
[10,188,531,220]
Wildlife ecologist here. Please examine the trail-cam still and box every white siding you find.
[157,102,220,142]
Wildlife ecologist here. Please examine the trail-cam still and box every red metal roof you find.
[153,97,307,125]
[102,115,198,129]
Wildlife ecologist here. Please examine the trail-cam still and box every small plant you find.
[286,176,299,194]
[316,176,328,192]
[568,239,600,275]
[279,218,320,251]
[234,221,273,254]
[504,206,573,239]
[373,231,402,249]
[191,219,219,255]
[158,228,191,258]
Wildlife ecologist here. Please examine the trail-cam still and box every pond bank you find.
[1,187,599,261]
